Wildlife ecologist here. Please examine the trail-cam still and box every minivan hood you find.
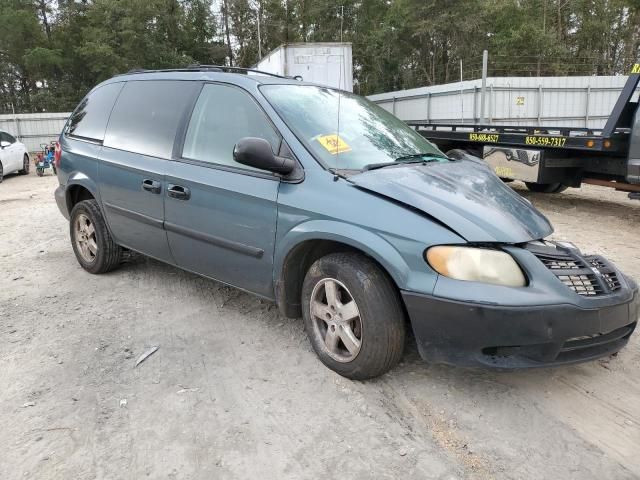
[350,160,553,243]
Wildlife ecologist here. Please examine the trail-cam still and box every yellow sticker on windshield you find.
[317,134,352,155]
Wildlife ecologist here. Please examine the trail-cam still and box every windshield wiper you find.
[363,154,448,171]
[363,160,424,171]
[394,153,448,162]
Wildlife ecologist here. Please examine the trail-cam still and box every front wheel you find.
[302,253,406,380]
[70,199,122,274]
[524,182,568,193]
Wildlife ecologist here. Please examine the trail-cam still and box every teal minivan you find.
[55,67,638,379]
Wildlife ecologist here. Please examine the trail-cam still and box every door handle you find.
[167,184,191,200]
[142,179,162,194]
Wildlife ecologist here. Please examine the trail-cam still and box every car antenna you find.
[333,5,345,182]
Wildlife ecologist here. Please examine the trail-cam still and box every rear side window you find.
[182,83,280,170]
[66,82,124,142]
[104,80,199,159]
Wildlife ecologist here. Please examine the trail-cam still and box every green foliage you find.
[0,0,639,112]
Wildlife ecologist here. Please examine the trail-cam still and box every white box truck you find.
[254,42,353,92]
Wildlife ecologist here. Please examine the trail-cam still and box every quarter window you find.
[66,82,124,142]
[182,83,280,170]
[104,80,199,159]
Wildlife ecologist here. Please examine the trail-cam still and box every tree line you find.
[1,0,639,114]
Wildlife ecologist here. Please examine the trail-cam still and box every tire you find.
[524,182,568,194]
[69,199,122,274]
[301,252,406,380]
[19,154,30,175]
[36,168,43,177]
[0,162,3,183]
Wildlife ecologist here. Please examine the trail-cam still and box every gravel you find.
[1,172,639,479]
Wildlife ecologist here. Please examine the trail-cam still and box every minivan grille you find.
[586,256,622,292]
[557,273,602,296]
[529,246,621,297]
[536,254,581,271]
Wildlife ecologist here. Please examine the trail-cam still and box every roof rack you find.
[123,64,295,80]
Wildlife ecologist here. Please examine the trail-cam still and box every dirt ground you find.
[1,170,639,480]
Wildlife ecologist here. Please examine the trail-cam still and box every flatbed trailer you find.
[408,67,640,197]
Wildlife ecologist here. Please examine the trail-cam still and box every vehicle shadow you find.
[0,172,29,184]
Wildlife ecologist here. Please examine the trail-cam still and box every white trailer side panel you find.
[253,47,286,77]
[255,43,353,91]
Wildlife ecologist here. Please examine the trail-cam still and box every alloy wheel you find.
[74,213,97,263]
[309,278,363,363]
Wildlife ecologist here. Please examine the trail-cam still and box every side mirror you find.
[0,141,9,148]
[233,137,295,175]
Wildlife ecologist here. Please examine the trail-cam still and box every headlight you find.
[425,246,526,287]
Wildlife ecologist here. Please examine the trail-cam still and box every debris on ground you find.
[119,399,127,408]
[22,402,35,408]
[135,346,159,367]
[176,386,199,394]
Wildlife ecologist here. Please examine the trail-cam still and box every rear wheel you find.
[524,182,568,193]
[19,154,30,175]
[70,199,122,274]
[301,252,405,380]
[0,162,3,183]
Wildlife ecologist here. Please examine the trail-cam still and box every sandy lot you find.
[1,171,639,480]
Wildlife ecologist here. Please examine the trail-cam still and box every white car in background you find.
[0,130,30,182]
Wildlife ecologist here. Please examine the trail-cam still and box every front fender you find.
[274,219,436,294]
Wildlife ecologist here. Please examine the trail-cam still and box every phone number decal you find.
[469,133,499,142]
[494,166,515,178]
[524,136,567,147]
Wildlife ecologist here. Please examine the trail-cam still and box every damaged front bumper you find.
[403,290,638,368]
[403,241,639,368]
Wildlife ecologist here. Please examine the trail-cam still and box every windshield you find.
[260,85,447,170]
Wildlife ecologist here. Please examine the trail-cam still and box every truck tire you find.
[524,182,568,194]
[301,252,406,380]
[70,199,122,274]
